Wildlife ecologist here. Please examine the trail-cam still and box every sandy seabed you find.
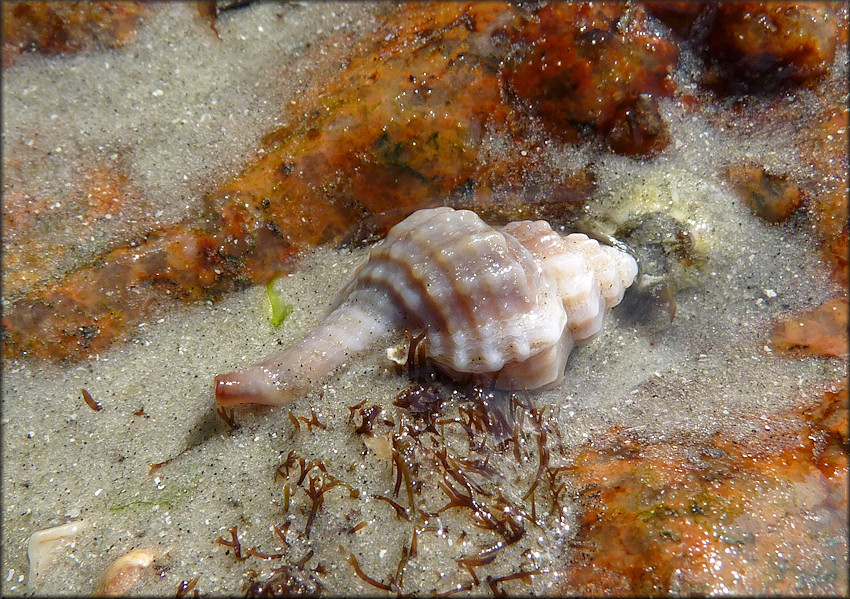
[2,2,847,596]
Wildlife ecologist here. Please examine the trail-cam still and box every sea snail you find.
[215,207,638,406]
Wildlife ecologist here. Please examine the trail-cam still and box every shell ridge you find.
[351,253,449,342]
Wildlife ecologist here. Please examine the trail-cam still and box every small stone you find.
[725,164,803,223]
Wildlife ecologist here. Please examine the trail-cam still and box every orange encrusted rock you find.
[1,1,149,69]
[804,101,849,287]
[2,2,619,361]
[2,1,845,362]
[769,298,849,358]
[553,384,848,596]
[502,3,678,155]
[704,2,840,89]
[642,1,709,38]
[2,156,142,300]
[725,164,803,223]
[0,2,577,360]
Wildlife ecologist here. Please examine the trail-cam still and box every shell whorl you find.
[215,207,638,406]
[503,220,638,341]
[334,207,567,375]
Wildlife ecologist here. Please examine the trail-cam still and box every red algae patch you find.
[555,384,849,596]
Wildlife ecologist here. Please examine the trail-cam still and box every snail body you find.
[215,207,637,406]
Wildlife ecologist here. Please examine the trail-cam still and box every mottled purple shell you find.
[215,207,637,406]
[334,207,567,381]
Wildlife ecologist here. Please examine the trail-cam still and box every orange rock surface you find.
[2,156,142,299]
[2,2,676,360]
[705,2,840,88]
[769,298,849,358]
[555,384,848,596]
[0,2,844,363]
[643,2,708,38]
[804,100,849,287]
[503,3,678,156]
[1,1,149,69]
[725,164,803,223]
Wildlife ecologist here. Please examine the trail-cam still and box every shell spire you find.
[215,207,637,406]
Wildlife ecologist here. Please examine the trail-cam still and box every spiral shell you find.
[215,207,637,406]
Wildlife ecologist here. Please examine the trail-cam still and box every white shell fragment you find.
[215,207,637,405]
[94,548,155,597]
[27,520,90,584]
